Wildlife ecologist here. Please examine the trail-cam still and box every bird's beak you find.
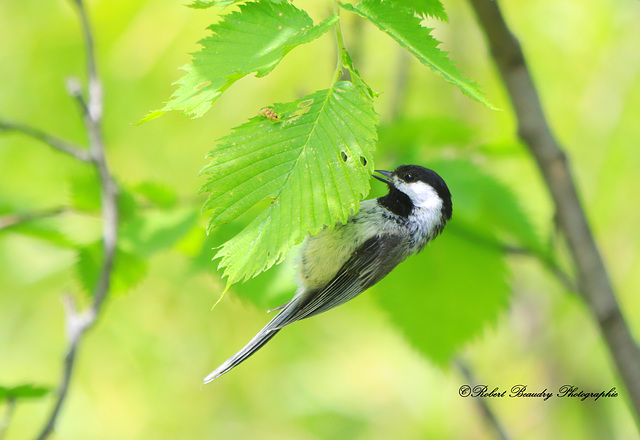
[373,169,392,185]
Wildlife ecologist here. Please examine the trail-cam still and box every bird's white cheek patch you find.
[402,182,442,210]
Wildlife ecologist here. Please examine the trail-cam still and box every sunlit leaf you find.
[432,160,543,252]
[0,384,51,401]
[341,0,494,108]
[133,181,178,210]
[119,206,199,256]
[76,243,148,295]
[200,81,378,284]
[142,1,338,121]
[374,159,541,364]
[190,226,296,308]
[68,172,138,223]
[187,0,287,9]
[378,117,475,151]
[375,229,509,365]
[68,169,101,213]
[186,0,239,9]
[1,216,75,248]
[396,0,448,21]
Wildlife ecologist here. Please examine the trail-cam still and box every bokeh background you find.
[1,0,640,438]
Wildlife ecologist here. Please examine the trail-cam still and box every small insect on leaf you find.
[259,107,280,121]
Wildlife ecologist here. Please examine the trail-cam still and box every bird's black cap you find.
[375,165,452,221]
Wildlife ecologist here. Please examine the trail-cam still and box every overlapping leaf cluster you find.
[144,0,531,365]
[148,0,494,284]
[201,81,377,283]
[142,1,338,121]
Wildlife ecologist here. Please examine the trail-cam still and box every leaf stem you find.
[0,120,91,162]
[0,208,68,232]
[332,0,346,84]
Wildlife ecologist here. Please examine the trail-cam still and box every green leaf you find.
[119,206,199,256]
[0,384,51,402]
[432,160,543,252]
[187,0,287,9]
[141,1,338,121]
[1,217,75,248]
[373,159,541,364]
[186,0,238,9]
[396,0,448,21]
[190,224,296,308]
[375,229,509,365]
[200,81,378,284]
[68,172,138,223]
[340,47,376,99]
[76,243,148,295]
[133,182,178,210]
[68,169,101,213]
[378,117,475,151]
[341,0,494,109]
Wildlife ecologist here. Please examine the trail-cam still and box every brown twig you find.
[449,223,578,293]
[0,208,67,231]
[0,120,90,162]
[502,244,577,293]
[0,398,16,440]
[455,358,512,440]
[35,1,118,439]
[468,0,640,427]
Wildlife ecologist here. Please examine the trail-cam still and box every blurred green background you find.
[1,0,640,438]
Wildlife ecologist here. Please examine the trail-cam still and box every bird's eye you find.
[404,173,415,182]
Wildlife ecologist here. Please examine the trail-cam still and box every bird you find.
[203,164,452,383]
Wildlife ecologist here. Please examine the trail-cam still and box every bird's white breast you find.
[297,200,387,290]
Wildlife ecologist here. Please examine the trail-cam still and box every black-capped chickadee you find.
[204,165,452,383]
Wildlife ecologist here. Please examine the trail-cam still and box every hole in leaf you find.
[360,156,367,166]
[340,151,348,162]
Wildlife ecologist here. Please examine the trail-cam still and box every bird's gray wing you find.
[274,233,406,328]
[203,234,405,382]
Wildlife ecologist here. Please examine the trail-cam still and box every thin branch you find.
[71,0,102,123]
[0,208,67,231]
[36,0,118,439]
[455,359,512,440]
[0,120,90,162]
[450,222,579,294]
[468,0,640,427]
[503,245,577,293]
[0,398,16,440]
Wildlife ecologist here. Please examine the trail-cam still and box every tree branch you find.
[0,208,67,231]
[502,245,577,293]
[0,398,16,440]
[0,120,90,162]
[468,0,640,427]
[35,0,118,439]
[455,359,512,440]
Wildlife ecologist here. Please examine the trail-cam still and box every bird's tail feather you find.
[202,326,280,383]
[203,301,302,384]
